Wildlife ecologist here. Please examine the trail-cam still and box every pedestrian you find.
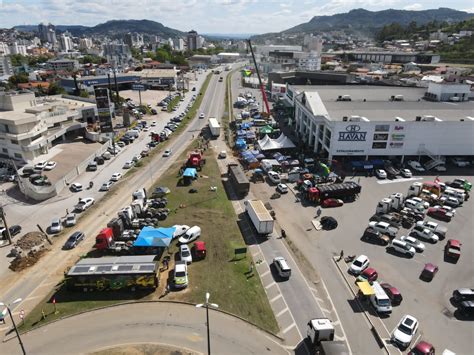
[316,207,322,217]
[163,258,168,270]
[66,208,69,215]
[248,262,254,274]
[281,229,286,238]
[339,250,344,261]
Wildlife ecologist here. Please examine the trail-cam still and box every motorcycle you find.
[344,255,356,263]
[88,181,94,189]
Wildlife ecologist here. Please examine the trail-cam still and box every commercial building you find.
[0,56,13,79]
[136,69,177,89]
[217,52,240,62]
[286,83,474,161]
[47,59,79,72]
[188,54,213,69]
[336,50,441,64]
[0,91,96,162]
[102,43,132,68]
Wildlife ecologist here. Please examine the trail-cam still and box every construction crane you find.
[246,39,271,115]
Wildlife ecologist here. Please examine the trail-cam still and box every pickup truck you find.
[411,225,439,243]
[369,214,402,228]
[445,239,461,261]
[368,221,398,238]
[416,221,447,238]
[362,227,390,246]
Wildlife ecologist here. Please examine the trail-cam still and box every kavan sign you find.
[338,125,367,141]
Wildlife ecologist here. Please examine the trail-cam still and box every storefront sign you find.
[94,88,113,133]
[373,133,388,141]
[394,125,405,131]
[338,125,367,141]
[389,142,404,148]
[375,124,390,132]
[335,149,365,154]
[391,134,405,141]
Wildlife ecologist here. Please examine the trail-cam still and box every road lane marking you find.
[282,323,296,334]
[276,307,289,317]
[377,177,423,184]
[260,270,270,277]
[270,294,283,303]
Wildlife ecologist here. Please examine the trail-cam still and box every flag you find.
[434,176,440,184]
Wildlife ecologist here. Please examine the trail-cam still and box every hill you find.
[253,8,473,41]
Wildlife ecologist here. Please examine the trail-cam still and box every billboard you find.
[94,88,113,133]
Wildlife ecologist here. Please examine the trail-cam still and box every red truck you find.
[95,227,133,253]
[445,239,461,261]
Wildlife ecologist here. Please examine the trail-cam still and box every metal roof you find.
[67,255,157,276]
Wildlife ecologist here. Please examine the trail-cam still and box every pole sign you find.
[132,84,146,91]
[234,247,247,259]
[94,88,113,133]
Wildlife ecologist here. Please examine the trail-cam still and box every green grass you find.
[222,69,237,147]
[166,96,181,113]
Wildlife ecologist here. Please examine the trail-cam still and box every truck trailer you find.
[208,118,221,137]
[244,200,274,236]
[305,182,361,202]
[227,163,250,196]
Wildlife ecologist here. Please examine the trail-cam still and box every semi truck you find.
[227,163,250,197]
[208,118,221,137]
[244,200,274,236]
[305,182,361,202]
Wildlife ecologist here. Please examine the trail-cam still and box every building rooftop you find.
[137,69,177,78]
[295,85,474,123]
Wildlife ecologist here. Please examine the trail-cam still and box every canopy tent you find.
[258,134,296,151]
[259,125,274,135]
[183,168,197,178]
[133,226,175,248]
[356,281,375,296]
[235,138,247,150]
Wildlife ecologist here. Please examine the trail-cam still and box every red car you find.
[427,207,453,222]
[420,263,439,281]
[409,341,435,355]
[321,198,344,208]
[445,239,461,261]
[381,283,403,305]
[357,267,378,283]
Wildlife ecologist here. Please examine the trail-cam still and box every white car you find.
[34,161,48,171]
[407,161,425,172]
[116,141,125,148]
[349,255,370,275]
[44,161,57,171]
[276,183,288,194]
[173,225,190,239]
[432,165,447,172]
[163,149,172,157]
[100,181,113,191]
[404,199,427,212]
[151,121,157,127]
[400,169,412,178]
[123,161,134,169]
[411,225,439,243]
[218,151,227,159]
[174,261,188,289]
[199,113,205,119]
[75,197,95,212]
[64,213,77,227]
[375,169,387,179]
[179,244,193,264]
[110,173,122,182]
[50,218,62,234]
[267,171,281,184]
[410,197,429,209]
[392,315,418,348]
[400,235,425,252]
[70,182,83,192]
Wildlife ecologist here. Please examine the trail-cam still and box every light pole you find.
[196,292,218,355]
[0,298,26,355]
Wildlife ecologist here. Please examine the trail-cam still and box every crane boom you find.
[247,39,271,115]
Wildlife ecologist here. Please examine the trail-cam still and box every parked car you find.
[362,227,390,245]
[368,221,398,238]
[439,195,461,208]
[409,341,434,355]
[444,239,461,261]
[44,161,57,171]
[123,161,134,169]
[276,183,288,194]
[174,260,188,289]
[163,149,172,157]
[452,288,474,304]
[34,161,48,171]
[381,283,403,306]
[427,207,453,222]
[389,239,416,257]
[75,197,94,212]
[456,300,474,317]
[349,255,370,275]
[267,171,281,184]
[420,263,438,281]
[70,183,83,192]
[391,315,419,348]
[400,235,425,252]
[110,173,122,182]
[199,113,205,119]
[450,157,470,167]
[375,169,387,179]
[273,256,291,279]
[87,161,98,171]
[50,218,62,234]
[64,213,77,227]
[357,267,378,283]
[400,169,412,178]
[99,181,114,191]
[180,244,193,264]
[407,161,425,172]
[1,225,22,239]
[411,225,439,243]
[178,226,201,244]
[63,231,85,249]
[192,241,207,260]
[321,198,344,208]
[416,220,447,238]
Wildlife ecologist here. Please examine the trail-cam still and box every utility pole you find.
[0,206,12,245]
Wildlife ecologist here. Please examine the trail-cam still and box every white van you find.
[443,188,465,203]
[178,226,201,244]
[370,282,392,314]
[126,129,139,138]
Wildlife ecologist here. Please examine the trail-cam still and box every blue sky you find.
[1,0,473,34]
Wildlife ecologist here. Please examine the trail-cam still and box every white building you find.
[197,35,205,49]
[59,34,74,52]
[79,38,93,50]
[47,59,79,72]
[174,38,185,51]
[296,51,321,71]
[303,34,323,53]
[255,44,302,56]
[0,91,96,162]
[9,42,27,55]
[0,42,10,55]
[287,84,474,160]
[0,56,13,79]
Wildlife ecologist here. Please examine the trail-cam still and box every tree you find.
[155,48,171,62]
[8,73,29,86]
[130,47,143,61]
[47,82,66,95]
[79,90,89,98]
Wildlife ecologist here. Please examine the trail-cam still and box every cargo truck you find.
[307,318,350,354]
[244,200,274,236]
[304,182,361,202]
[208,118,220,137]
[227,163,250,196]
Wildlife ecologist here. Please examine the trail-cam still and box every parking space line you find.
[275,307,289,317]
[269,294,283,303]
[260,270,270,277]
[282,323,297,334]
[265,281,276,289]
[319,307,331,314]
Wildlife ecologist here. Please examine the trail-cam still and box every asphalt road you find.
[1,302,288,355]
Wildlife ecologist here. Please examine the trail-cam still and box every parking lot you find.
[250,171,473,354]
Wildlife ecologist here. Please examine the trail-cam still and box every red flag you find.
[434,176,440,184]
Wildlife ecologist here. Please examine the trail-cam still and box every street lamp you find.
[0,298,26,355]
[196,292,219,355]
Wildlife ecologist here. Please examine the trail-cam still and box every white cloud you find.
[403,3,423,11]
[462,7,474,13]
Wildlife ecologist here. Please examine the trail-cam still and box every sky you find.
[0,0,473,34]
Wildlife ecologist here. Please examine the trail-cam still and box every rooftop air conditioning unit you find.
[422,115,435,122]
[349,115,361,122]
[342,95,351,101]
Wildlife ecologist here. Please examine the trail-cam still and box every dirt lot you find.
[120,89,170,107]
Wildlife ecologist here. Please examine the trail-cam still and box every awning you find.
[183,168,197,178]
[133,226,175,248]
[357,281,374,296]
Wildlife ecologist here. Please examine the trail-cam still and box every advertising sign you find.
[375,124,390,132]
[391,134,405,141]
[94,88,113,133]
[132,84,146,91]
[338,124,367,142]
[389,142,404,148]
[373,133,389,141]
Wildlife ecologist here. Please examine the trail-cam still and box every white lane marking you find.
[377,177,423,185]
[260,270,270,277]
[276,307,289,317]
[282,323,297,334]
[270,294,283,303]
[319,307,331,314]
[265,282,276,290]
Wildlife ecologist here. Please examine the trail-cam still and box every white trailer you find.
[209,118,221,137]
[244,200,274,236]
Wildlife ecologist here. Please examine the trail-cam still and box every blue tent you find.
[133,226,175,248]
[183,168,197,178]
[235,138,247,150]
